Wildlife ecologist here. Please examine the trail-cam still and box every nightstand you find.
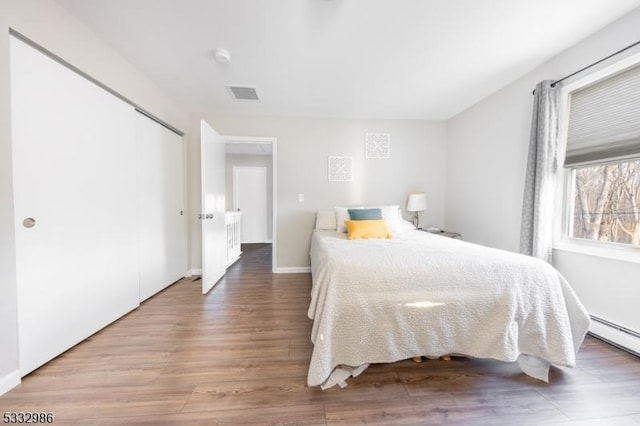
[421,229,462,239]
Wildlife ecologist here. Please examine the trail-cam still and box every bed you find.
[307,209,590,389]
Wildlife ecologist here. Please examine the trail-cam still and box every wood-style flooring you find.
[1,243,640,425]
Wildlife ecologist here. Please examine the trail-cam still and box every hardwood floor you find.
[1,243,640,425]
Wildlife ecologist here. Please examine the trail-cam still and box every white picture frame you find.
[365,132,391,159]
[328,156,353,182]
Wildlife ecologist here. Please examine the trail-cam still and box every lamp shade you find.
[406,193,427,212]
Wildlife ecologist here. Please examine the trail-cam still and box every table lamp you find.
[406,192,427,229]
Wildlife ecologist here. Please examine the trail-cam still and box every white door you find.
[200,120,226,294]
[234,166,268,243]
[136,113,186,301]
[10,36,139,375]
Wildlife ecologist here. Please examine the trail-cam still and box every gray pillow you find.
[348,208,383,220]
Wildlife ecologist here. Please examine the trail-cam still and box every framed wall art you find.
[328,156,353,182]
[365,132,391,159]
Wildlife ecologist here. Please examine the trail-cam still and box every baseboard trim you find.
[589,319,640,357]
[0,370,21,396]
[187,268,202,277]
[275,267,311,274]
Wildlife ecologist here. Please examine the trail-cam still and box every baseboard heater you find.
[588,315,640,358]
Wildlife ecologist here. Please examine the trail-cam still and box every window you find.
[564,63,640,247]
[569,159,640,245]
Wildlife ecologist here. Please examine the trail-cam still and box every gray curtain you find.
[520,80,561,263]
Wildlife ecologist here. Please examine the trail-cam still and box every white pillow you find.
[366,205,403,234]
[334,206,362,233]
[396,219,417,234]
[315,210,337,230]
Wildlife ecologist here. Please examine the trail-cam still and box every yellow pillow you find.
[345,220,393,240]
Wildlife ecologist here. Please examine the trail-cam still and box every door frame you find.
[223,136,277,273]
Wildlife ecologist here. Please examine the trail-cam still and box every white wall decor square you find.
[328,156,353,182]
[365,132,391,158]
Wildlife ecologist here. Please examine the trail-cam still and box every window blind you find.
[565,64,640,166]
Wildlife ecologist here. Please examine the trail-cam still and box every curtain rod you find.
[551,39,640,87]
[532,39,640,94]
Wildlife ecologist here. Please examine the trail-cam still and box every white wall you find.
[225,154,274,240]
[189,113,447,270]
[446,8,640,339]
[554,251,640,335]
[0,0,187,395]
[446,84,532,251]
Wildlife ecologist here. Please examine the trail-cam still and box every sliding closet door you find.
[10,36,139,375]
[136,113,187,301]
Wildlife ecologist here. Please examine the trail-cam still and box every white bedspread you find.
[307,230,590,389]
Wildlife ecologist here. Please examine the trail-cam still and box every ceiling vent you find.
[226,85,260,102]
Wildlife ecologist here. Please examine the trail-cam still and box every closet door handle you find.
[23,217,36,228]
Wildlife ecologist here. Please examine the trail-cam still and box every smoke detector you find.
[213,48,231,64]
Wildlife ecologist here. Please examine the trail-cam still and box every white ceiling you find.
[56,0,640,120]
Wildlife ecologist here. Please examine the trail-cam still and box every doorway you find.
[224,136,277,273]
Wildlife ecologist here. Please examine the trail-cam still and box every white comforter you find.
[307,230,590,389]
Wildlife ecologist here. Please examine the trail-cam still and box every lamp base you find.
[412,212,420,229]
